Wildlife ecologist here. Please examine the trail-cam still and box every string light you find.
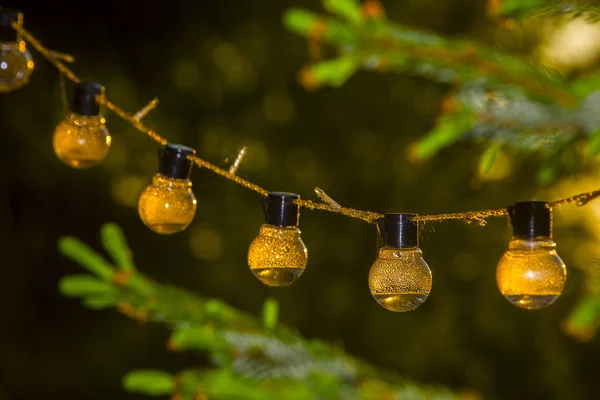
[0,8,33,92]
[138,144,197,234]
[369,214,432,312]
[6,14,600,312]
[248,192,308,287]
[53,82,111,168]
[496,202,567,309]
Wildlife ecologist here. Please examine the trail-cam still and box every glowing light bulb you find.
[53,82,111,168]
[248,192,307,287]
[0,9,34,92]
[496,201,566,310]
[369,213,432,312]
[138,144,197,234]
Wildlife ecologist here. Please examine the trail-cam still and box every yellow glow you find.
[548,173,600,238]
[172,59,200,90]
[451,252,480,281]
[201,123,234,156]
[247,224,307,287]
[350,131,384,163]
[286,147,324,184]
[190,227,223,261]
[496,238,566,309]
[544,174,600,292]
[102,145,128,171]
[368,247,432,312]
[111,175,146,207]
[242,140,270,172]
[53,113,111,168]
[212,42,244,76]
[138,174,197,234]
[0,41,34,92]
[262,92,295,123]
[538,17,600,73]
[211,41,255,90]
[477,148,512,182]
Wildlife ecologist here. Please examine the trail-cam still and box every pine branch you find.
[58,224,465,399]
[283,1,600,183]
[283,6,575,106]
[497,0,600,20]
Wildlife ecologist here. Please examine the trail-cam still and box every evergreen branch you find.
[323,0,364,25]
[570,73,600,100]
[497,0,600,20]
[283,7,577,107]
[409,105,478,161]
[101,223,135,273]
[58,237,115,281]
[282,3,600,169]
[58,224,466,399]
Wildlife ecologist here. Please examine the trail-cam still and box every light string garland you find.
[4,8,600,312]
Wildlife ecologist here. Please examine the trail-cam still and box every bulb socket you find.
[377,213,418,248]
[261,192,300,228]
[0,8,21,42]
[69,82,104,116]
[508,201,552,239]
[158,143,196,179]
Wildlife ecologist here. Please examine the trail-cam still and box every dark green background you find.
[1,1,598,399]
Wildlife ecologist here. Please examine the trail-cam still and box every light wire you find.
[11,22,600,226]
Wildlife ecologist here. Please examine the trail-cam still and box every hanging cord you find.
[11,22,600,225]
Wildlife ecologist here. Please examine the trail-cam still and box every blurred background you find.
[2,0,600,399]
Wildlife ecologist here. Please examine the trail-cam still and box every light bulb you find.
[53,82,111,168]
[369,213,432,312]
[138,144,197,234]
[0,9,34,93]
[496,201,567,310]
[248,192,307,287]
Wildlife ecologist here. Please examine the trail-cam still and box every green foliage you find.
[499,0,549,18]
[322,0,363,25]
[262,298,279,330]
[170,326,229,352]
[101,222,135,273]
[282,7,571,96]
[58,224,465,399]
[82,295,119,310]
[305,55,361,88]
[536,164,557,185]
[283,8,355,45]
[411,107,478,160]
[283,1,600,182]
[571,74,600,99]
[585,130,600,156]
[59,274,117,298]
[58,236,115,280]
[123,370,175,395]
[499,0,600,19]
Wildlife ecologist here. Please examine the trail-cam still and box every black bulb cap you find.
[0,8,21,42]
[261,192,300,228]
[158,144,196,179]
[377,213,418,248]
[508,201,552,239]
[70,82,104,116]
